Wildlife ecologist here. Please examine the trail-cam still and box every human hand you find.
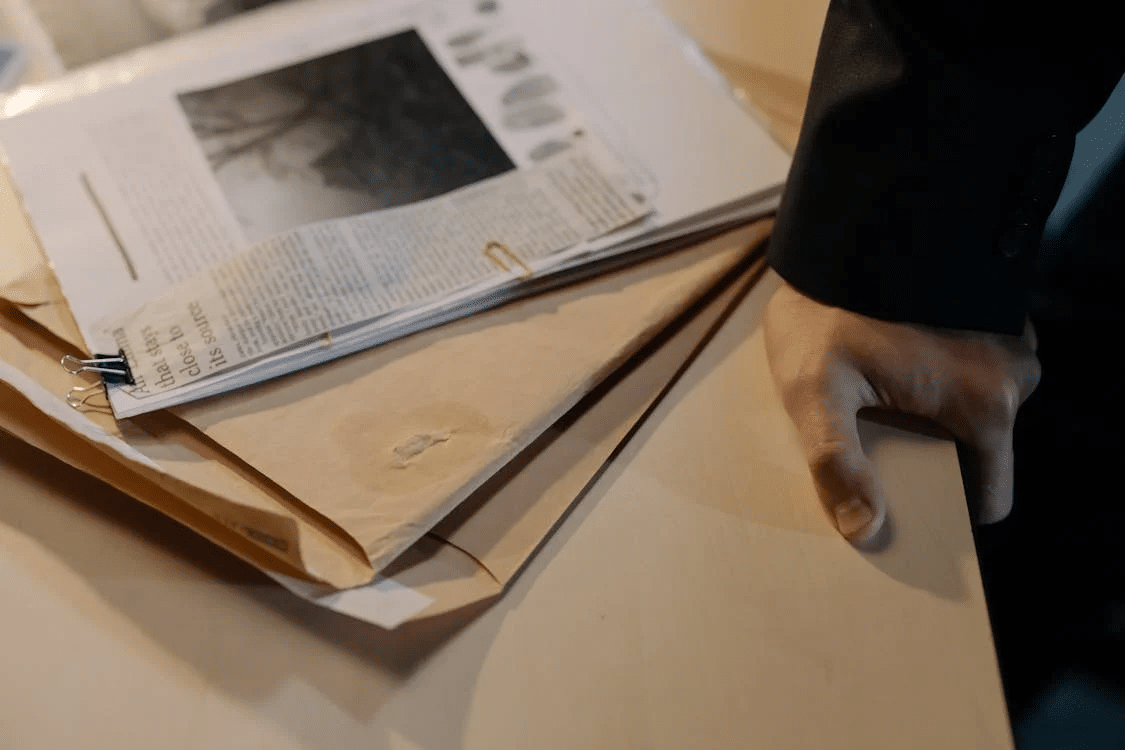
[764,280,1041,543]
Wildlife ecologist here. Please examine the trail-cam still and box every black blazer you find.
[768,0,1125,334]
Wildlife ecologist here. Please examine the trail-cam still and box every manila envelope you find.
[0,206,769,625]
[0,41,799,625]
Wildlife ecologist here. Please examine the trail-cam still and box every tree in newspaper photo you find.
[177,28,516,243]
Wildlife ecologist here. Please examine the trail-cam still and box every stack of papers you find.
[0,0,789,627]
[0,0,788,416]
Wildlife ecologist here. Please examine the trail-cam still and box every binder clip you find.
[60,352,133,411]
[65,383,106,410]
[60,351,135,385]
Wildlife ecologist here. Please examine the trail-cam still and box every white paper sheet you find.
[0,0,791,416]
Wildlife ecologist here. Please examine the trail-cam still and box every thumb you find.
[960,429,1016,524]
[787,389,888,543]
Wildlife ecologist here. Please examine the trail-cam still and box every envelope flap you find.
[431,238,768,585]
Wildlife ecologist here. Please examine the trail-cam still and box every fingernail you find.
[833,498,874,538]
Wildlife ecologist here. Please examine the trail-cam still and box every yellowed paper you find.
[173,226,763,572]
[0,198,769,589]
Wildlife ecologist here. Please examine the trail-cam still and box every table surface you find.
[0,1,1014,748]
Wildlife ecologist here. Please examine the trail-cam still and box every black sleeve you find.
[768,0,1125,334]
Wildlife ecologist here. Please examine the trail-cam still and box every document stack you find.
[0,0,789,627]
